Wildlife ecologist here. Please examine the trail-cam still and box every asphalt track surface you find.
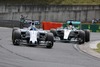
[0,27,100,67]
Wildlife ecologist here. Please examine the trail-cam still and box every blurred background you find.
[0,0,100,32]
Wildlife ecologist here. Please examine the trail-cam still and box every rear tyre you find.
[84,30,90,42]
[60,36,63,40]
[26,38,30,44]
[50,29,57,37]
[46,33,54,49]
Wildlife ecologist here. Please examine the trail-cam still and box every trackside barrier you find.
[42,21,51,30]
[52,22,62,29]
[62,23,100,32]
[42,21,62,30]
[81,24,100,32]
[90,24,100,32]
[0,20,99,32]
[0,20,20,28]
[81,24,90,30]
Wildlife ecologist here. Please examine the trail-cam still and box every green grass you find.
[61,0,100,5]
[0,0,100,5]
[94,43,100,53]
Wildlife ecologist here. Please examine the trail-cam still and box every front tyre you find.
[46,33,54,49]
[12,29,21,45]
[78,30,85,44]
[50,29,57,37]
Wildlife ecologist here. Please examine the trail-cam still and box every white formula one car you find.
[50,20,90,44]
[12,20,54,48]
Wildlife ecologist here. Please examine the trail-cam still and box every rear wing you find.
[66,20,81,25]
[63,20,81,29]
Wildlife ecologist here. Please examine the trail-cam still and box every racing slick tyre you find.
[50,29,57,37]
[78,30,85,44]
[26,38,30,44]
[46,33,54,49]
[84,30,90,42]
[12,27,19,32]
[12,29,21,45]
[60,36,63,40]
[58,30,64,40]
[12,28,19,41]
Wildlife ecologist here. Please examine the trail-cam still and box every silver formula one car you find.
[12,20,54,48]
[50,20,90,44]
